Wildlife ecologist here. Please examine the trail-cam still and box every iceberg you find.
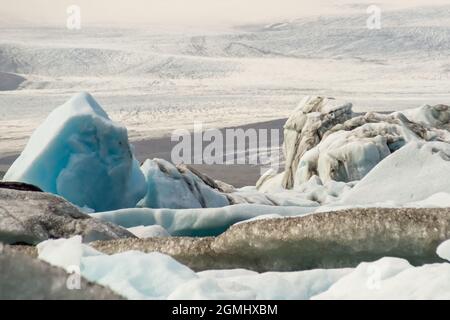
[138,159,229,209]
[3,93,146,212]
[342,141,450,205]
[281,96,353,189]
[259,97,450,192]
[437,239,450,262]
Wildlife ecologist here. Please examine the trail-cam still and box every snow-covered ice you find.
[138,159,229,209]
[313,257,450,300]
[127,225,170,238]
[37,237,450,300]
[92,204,315,237]
[3,93,146,212]
[342,141,450,206]
[437,240,450,262]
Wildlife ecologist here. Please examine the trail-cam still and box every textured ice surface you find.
[342,141,450,205]
[313,257,450,300]
[92,204,315,237]
[37,235,102,272]
[3,93,146,212]
[38,237,450,300]
[437,240,450,262]
[91,207,450,272]
[81,251,198,300]
[127,225,170,238]
[281,96,353,188]
[138,159,229,209]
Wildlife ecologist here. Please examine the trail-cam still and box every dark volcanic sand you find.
[0,118,286,187]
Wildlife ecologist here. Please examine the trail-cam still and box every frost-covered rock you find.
[3,92,146,212]
[0,188,134,244]
[138,159,229,209]
[281,96,353,189]
[342,141,450,205]
[92,207,450,272]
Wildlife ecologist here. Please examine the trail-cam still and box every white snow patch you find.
[437,240,450,262]
[127,225,170,238]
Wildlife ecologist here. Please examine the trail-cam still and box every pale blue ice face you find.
[4,92,146,212]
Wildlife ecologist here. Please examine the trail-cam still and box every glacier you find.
[3,93,146,212]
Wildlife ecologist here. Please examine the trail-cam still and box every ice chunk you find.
[342,141,450,205]
[127,225,170,238]
[37,235,102,272]
[81,251,198,300]
[400,104,450,129]
[313,257,450,299]
[282,96,353,189]
[36,238,450,300]
[437,239,450,262]
[295,123,404,184]
[138,159,229,209]
[3,92,146,212]
[37,237,198,300]
[92,204,315,236]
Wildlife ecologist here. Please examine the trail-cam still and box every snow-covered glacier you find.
[3,92,146,212]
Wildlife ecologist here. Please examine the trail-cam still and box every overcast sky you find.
[1,0,447,27]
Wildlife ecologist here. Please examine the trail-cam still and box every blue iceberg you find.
[3,92,146,212]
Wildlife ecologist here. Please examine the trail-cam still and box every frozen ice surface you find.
[437,240,450,262]
[81,251,198,300]
[37,237,450,300]
[37,235,102,272]
[313,257,450,300]
[92,204,315,236]
[342,141,450,206]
